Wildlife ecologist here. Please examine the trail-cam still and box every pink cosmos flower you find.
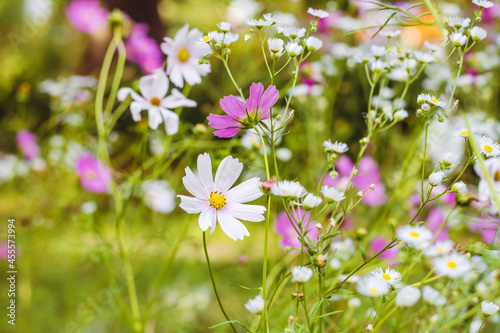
[426,207,449,242]
[65,0,109,34]
[207,82,279,138]
[125,23,163,74]
[16,130,39,161]
[370,237,399,260]
[75,152,111,193]
[468,215,499,244]
[275,208,318,250]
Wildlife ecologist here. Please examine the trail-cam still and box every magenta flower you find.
[426,207,449,242]
[275,208,318,250]
[125,23,163,74]
[65,0,109,34]
[0,242,8,260]
[370,237,399,260]
[75,152,112,193]
[207,82,279,138]
[16,130,39,161]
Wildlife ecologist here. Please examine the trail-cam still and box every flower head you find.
[177,153,266,241]
[476,135,500,157]
[446,17,471,30]
[321,186,346,203]
[291,266,313,283]
[371,267,402,285]
[451,181,468,193]
[471,27,487,42]
[423,286,447,306]
[472,0,494,9]
[217,21,231,33]
[432,253,472,279]
[356,276,390,297]
[429,171,446,186]
[454,127,475,138]
[245,295,264,314]
[75,152,112,193]
[16,130,39,161]
[65,0,109,34]
[275,209,318,250]
[380,30,401,38]
[118,69,196,134]
[307,8,329,19]
[394,109,409,121]
[283,27,307,40]
[268,38,285,54]
[207,82,279,138]
[286,42,304,57]
[449,32,468,47]
[141,180,176,214]
[481,300,500,317]
[247,19,272,28]
[397,225,432,247]
[417,93,446,108]
[161,24,212,88]
[306,36,323,52]
[423,240,454,258]
[302,193,322,210]
[395,287,421,307]
[323,140,348,153]
[270,180,307,199]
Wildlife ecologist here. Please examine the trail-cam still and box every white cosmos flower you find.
[117,69,196,134]
[321,186,346,203]
[451,181,468,193]
[285,42,303,57]
[476,135,500,157]
[423,240,454,258]
[302,193,322,210]
[482,301,500,317]
[429,171,446,186]
[245,295,264,314]
[177,153,266,241]
[397,225,432,247]
[291,266,313,283]
[323,140,348,153]
[471,27,487,42]
[395,286,421,307]
[307,8,329,19]
[356,276,390,297]
[422,286,447,306]
[432,253,472,279]
[449,32,468,47]
[270,180,307,199]
[371,267,402,285]
[306,36,323,52]
[141,180,176,214]
[283,26,306,40]
[472,0,494,9]
[161,24,212,88]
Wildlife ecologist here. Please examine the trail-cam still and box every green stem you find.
[105,27,126,117]
[202,232,237,333]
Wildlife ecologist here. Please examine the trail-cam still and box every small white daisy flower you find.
[305,36,323,52]
[446,16,471,30]
[307,7,329,19]
[348,298,361,308]
[441,152,460,169]
[267,38,285,54]
[370,45,386,59]
[245,295,264,314]
[370,60,386,73]
[321,186,346,203]
[432,253,472,279]
[285,42,304,57]
[263,13,280,25]
[331,238,356,261]
[397,225,433,247]
[323,140,348,153]
[454,127,475,138]
[476,135,500,157]
[380,30,401,38]
[471,27,487,42]
[283,26,306,40]
[270,180,307,199]
[429,171,446,186]
[482,300,500,317]
[424,240,455,258]
[413,51,435,63]
[451,181,468,193]
[217,21,231,33]
[302,193,322,210]
[395,286,421,307]
[356,276,390,298]
[417,93,446,108]
[449,32,468,47]
[292,266,313,283]
[422,286,447,306]
[246,18,272,28]
[371,267,402,285]
[472,0,494,9]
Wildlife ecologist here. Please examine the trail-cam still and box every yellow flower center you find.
[460,131,470,136]
[484,145,493,153]
[202,36,211,42]
[209,191,226,209]
[382,274,391,281]
[178,48,190,62]
[369,288,378,294]
[410,232,420,238]
[495,171,500,182]
[430,98,438,104]
[150,97,161,106]
[447,261,457,268]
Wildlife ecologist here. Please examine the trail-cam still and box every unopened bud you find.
[416,109,423,116]
[451,291,458,297]
[456,192,476,206]
[285,246,293,252]
[288,316,295,325]
[369,184,375,190]
[353,169,358,176]
[290,110,295,117]
[360,137,369,145]
[244,34,252,41]
[329,218,336,228]
[292,291,304,300]
[357,191,364,199]
[366,324,373,331]
[422,103,430,111]
[472,297,479,304]
[194,123,207,134]
[108,9,125,27]
[314,254,327,268]
[198,58,204,65]
[261,180,275,192]
[356,227,368,238]
[315,223,322,230]
[275,114,282,121]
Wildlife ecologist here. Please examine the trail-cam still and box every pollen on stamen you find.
[410,232,420,238]
[382,274,391,280]
[150,97,161,106]
[178,48,190,62]
[484,145,493,153]
[209,191,227,209]
[447,261,457,268]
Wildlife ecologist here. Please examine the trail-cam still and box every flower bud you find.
[369,184,375,190]
[356,227,368,238]
[275,114,282,121]
[329,218,336,228]
[314,254,327,268]
[108,9,125,27]
[288,316,295,325]
[244,34,252,41]
[422,103,430,111]
[292,291,304,300]
[194,123,207,134]
[438,116,445,122]
[315,223,322,230]
[261,180,275,192]
[357,191,364,199]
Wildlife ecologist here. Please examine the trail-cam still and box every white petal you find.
[226,177,263,203]
[159,108,179,135]
[139,70,169,100]
[161,38,174,56]
[168,66,184,88]
[215,156,243,192]
[161,88,197,109]
[178,195,207,214]
[199,207,216,232]
[197,153,214,190]
[148,108,163,130]
[182,64,203,86]
[224,203,266,222]
[182,167,209,199]
[130,101,145,122]
[217,210,250,241]
[117,87,145,102]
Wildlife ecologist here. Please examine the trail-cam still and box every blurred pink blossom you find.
[75,152,111,193]
[65,0,109,34]
[125,23,163,74]
[275,208,318,250]
[16,130,39,161]
[370,237,399,260]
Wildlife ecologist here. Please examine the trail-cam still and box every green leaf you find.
[209,320,251,332]
[359,242,367,262]
[229,283,261,291]
[316,310,344,319]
